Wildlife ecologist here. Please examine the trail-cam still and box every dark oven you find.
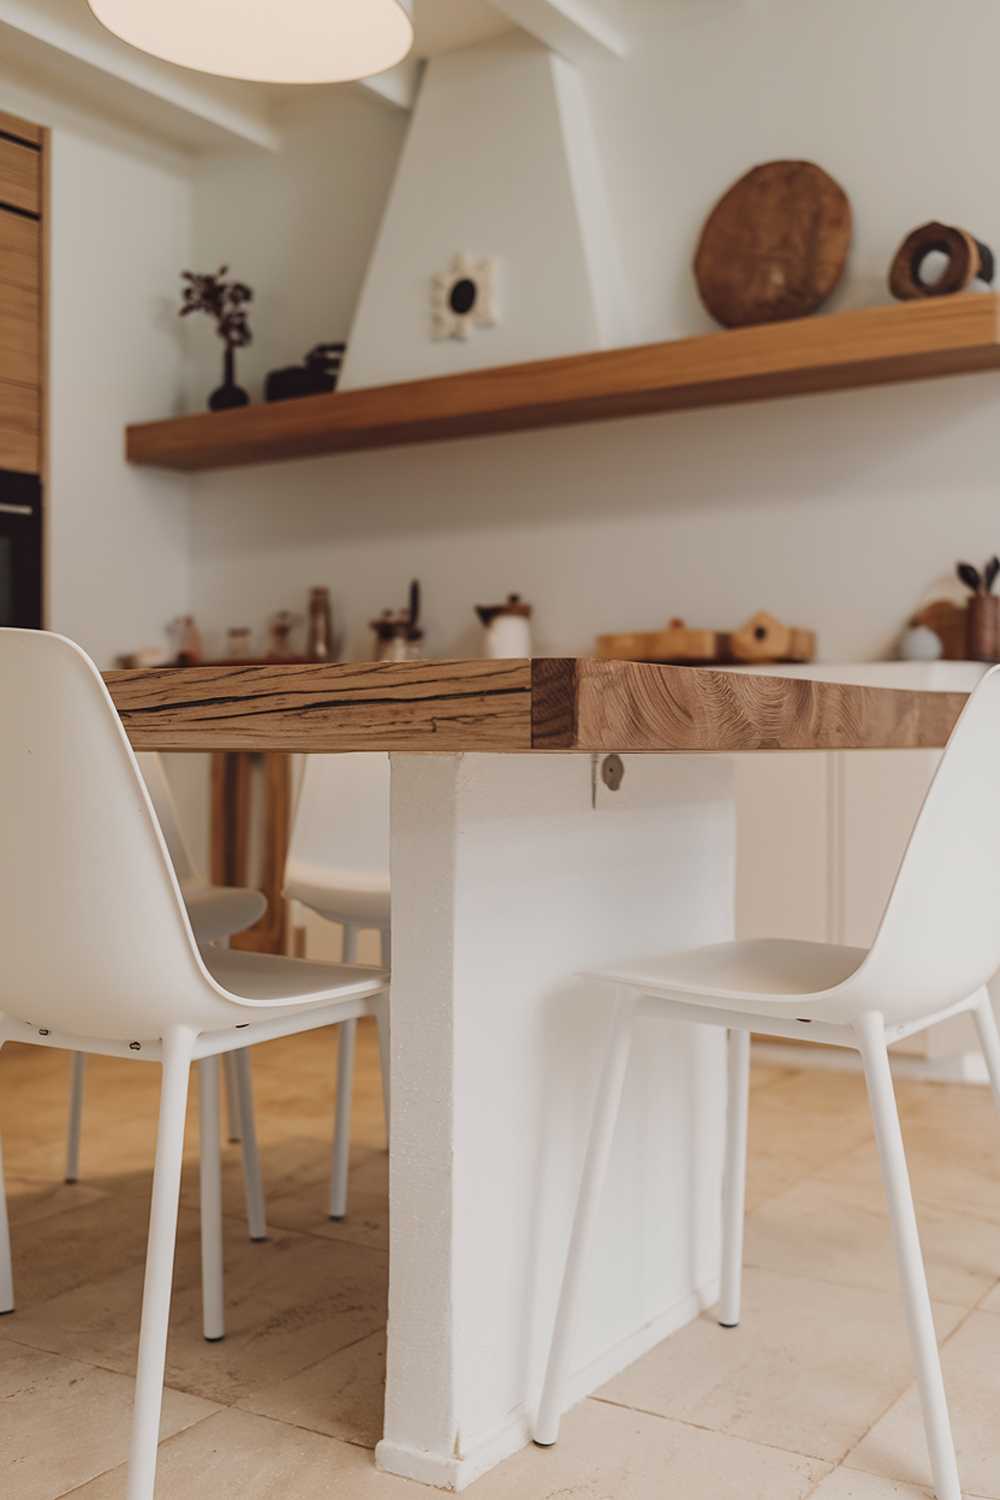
[0,469,42,629]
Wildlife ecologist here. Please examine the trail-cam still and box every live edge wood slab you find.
[104,657,968,755]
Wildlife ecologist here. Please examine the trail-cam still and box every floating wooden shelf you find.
[127,294,1000,473]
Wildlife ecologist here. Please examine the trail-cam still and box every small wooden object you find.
[911,600,966,660]
[596,618,721,664]
[967,596,1000,662]
[729,610,815,664]
[597,611,814,667]
[889,222,994,301]
[694,161,852,328]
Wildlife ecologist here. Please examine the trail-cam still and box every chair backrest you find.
[135,752,196,884]
[0,630,217,1040]
[284,752,390,928]
[859,665,1000,1018]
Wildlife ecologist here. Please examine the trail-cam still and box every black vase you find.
[208,346,249,412]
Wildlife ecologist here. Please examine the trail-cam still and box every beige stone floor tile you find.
[263,1152,388,1252]
[239,1329,385,1447]
[5,1181,167,1311]
[744,1171,1000,1308]
[63,1407,414,1500]
[0,1338,216,1500]
[845,1310,1000,1497]
[748,1058,799,1092]
[474,1398,827,1500]
[745,1069,875,1212]
[68,1397,828,1500]
[1,1214,388,1406]
[807,1470,934,1498]
[597,1266,965,1464]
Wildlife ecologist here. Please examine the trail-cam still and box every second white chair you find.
[536,666,1000,1500]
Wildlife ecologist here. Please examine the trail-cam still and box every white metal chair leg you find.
[534,988,637,1448]
[126,1028,195,1500]
[329,1020,357,1221]
[973,989,1000,1109]
[198,1056,225,1342]
[329,922,358,1221]
[0,1134,14,1316]
[719,1027,750,1328]
[232,1049,267,1242]
[857,1012,961,1500]
[223,1052,242,1144]
[65,1051,86,1184]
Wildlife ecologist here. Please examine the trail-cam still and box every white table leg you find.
[377,752,734,1490]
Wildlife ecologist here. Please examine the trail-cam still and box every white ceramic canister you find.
[476,593,533,658]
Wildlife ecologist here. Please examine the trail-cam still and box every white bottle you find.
[476,594,533,658]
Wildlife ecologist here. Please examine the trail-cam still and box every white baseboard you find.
[752,1040,989,1085]
[375,1277,720,1492]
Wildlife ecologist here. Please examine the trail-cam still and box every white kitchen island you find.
[105,656,968,1490]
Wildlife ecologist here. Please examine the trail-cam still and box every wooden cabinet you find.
[0,113,43,475]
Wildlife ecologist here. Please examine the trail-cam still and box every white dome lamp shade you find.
[86,0,414,85]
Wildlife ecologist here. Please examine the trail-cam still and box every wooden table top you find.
[104,657,970,754]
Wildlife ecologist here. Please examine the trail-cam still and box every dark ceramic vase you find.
[208,346,249,412]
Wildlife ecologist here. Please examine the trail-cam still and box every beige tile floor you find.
[2,1030,1000,1498]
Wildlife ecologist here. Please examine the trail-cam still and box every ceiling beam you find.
[489,0,627,63]
[0,0,281,150]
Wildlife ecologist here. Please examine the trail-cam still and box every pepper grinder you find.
[306,587,335,661]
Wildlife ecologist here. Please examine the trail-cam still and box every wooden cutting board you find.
[694,160,852,328]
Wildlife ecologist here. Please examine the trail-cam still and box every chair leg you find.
[329,922,359,1222]
[198,1057,225,1342]
[126,1028,195,1500]
[377,926,391,1144]
[0,1134,14,1315]
[534,988,637,1448]
[329,1020,357,1221]
[223,1053,242,1144]
[719,1027,750,1328]
[973,989,1000,1109]
[65,1052,86,1184]
[232,1050,267,1242]
[857,1011,961,1500]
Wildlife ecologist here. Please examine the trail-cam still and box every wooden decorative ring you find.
[889,221,995,300]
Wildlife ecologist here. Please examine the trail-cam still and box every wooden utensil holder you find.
[966,596,1000,661]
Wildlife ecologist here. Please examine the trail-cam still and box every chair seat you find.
[201,946,388,1016]
[183,881,268,946]
[284,870,390,929]
[593,937,868,1018]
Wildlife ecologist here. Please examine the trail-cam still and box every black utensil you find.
[958,561,983,594]
[985,556,1000,594]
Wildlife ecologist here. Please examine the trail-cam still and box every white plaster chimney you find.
[339,29,631,391]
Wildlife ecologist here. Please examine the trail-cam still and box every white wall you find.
[0,71,194,668]
[187,86,407,409]
[186,0,1000,664]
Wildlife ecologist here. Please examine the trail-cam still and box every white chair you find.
[535,666,1000,1500]
[284,751,390,1219]
[65,751,269,1249]
[0,629,389,1500]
